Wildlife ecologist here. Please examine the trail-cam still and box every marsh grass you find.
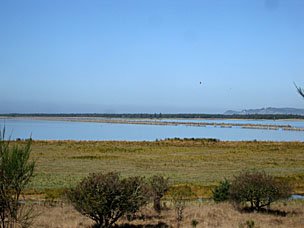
[13,139,304,197]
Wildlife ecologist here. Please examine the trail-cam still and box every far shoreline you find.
[1,116,304,132]
[1,115,304,121]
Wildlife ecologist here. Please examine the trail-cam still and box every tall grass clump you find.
[0,127,35,228]
[67,172,149,228]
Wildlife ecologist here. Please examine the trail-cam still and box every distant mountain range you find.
[224,107,304,115]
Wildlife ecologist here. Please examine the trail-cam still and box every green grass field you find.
[20,138,304,197]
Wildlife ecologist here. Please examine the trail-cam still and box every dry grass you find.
[12,139,304,198]
[32,205,93,228]
[31,200,304,228]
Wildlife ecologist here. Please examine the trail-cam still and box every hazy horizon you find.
[1,0,304,114]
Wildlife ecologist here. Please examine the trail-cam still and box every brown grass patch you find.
[31,200,304,228]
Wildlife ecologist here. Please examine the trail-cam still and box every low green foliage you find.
[67,172,149,228]
[213,178,231,203]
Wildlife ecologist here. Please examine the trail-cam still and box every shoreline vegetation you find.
[1,116,304,131]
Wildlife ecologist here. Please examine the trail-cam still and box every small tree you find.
[229,170,291,212]
[0,127,35,228]
[212,178,231,203]
[67,172,149,228]
[149,175,169,214]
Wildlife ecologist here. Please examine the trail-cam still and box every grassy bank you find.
[17,138,304,199]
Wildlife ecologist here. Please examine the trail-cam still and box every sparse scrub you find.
[66,172,149,228]
[0,127,35,228]
[229,170,292,212]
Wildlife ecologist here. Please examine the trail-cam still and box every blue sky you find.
[0,0,303,113]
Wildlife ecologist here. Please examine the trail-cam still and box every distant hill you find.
[224,107,304,115]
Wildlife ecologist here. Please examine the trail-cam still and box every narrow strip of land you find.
[1,116,304,131]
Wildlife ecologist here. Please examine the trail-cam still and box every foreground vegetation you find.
[31,200,304,228]
[0,129,35,228]
[17,138,304,198]
[3,135,304,227]
[65,169,293,227]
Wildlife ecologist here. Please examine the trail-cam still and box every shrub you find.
[67,172,149,228]
[149,175,169,214]
[0,127,35,228]
[213,178,231,203]
[229,170,292,212]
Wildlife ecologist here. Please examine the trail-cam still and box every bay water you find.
[1,118,304,141]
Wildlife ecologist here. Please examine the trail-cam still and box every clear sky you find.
[0,0,303,113]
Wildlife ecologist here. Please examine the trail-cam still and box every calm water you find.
[1,118,304,141]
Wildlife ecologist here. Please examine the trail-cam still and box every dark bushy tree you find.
[149,175,169,214]
[212,178,231,203]
[0,128,35,228]
[67,172,149,228]
[229,170,292,212]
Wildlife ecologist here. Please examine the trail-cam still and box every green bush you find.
[212,178,231,203]
[67,172,149,228]
[0,127,35,228]
[149,175,169,214]
[229,170,292,212]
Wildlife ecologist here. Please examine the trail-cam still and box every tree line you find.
[2,113,304,120]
